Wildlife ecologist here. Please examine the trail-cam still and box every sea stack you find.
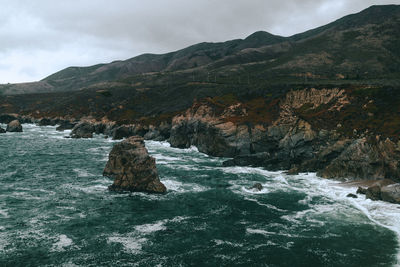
[103,136,166,193]
[6,120,23,132]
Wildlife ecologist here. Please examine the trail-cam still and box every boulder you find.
[381,184,400,204]
[38,118,57,126]
[103,136,166,193]
[346,193,358,198]
[70,122,95,138]
[0,127,5,133]
[356,187,367,195]
[6,120,22,132]
[250,183,263,191]
[366,185,381,201]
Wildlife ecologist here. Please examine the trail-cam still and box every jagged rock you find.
[70,122,95,138]
[366,185,382,201]
[347,193,358,198]
[356,187,367,194]
[319,138,400,180]
[56,120,77,131]
[103,136,166,193]
[250,183,263,191]
[6,120,22,132]
[0,127,5,133]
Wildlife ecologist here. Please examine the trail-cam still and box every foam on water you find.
[51,234,74,252]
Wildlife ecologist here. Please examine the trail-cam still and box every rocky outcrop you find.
[169,88,400,186]
[6,120,22,132]
[0,114,18,124]
[103,136,166,193]
[169,101,255,157]
[318,138,400,180]
[70,122,95,138]
[355,179,400,204]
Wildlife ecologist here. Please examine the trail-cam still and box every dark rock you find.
[0,127,5,133]
[381,184,400,204]
[346,193,358,198]
[0,114,18,124]
[70,122,95,138]
[366,185,381,201]
[103,136,166,193]
[94,123,106,134]
[38,118,57,126]
[56,120,77,131]
[6,120,22,132]
[356,187,367,195]
[250,183,263,191]
[112,125,132,140]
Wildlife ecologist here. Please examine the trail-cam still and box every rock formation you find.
[103,136,166,193]
[70,122,95,138]
[353,179,400,204]
[6,120,22,132]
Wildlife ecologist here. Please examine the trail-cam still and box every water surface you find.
[0,124,399,266]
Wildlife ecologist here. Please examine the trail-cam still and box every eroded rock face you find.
[6,120,22,132]
[169,88,400,183]
[103,136,166,193]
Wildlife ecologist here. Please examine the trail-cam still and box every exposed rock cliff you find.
[169,88,400,183]
[103,136,166,193]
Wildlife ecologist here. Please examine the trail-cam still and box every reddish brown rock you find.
[103,136,166,193]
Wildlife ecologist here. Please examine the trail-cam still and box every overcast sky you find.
[0,0,398,83]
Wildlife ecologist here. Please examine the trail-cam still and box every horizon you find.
[0,1,399,84]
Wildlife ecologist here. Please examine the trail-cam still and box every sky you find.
[0,0,398,83]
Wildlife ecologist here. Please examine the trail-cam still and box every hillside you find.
[0,5,399,96]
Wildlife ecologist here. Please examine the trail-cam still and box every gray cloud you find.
[0,0,398,82]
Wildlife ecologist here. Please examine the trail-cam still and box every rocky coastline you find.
[2,87,400,202]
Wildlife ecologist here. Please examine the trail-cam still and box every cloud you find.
[0,0,398,82]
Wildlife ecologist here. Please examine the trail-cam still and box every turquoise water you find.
[1,124,400,266]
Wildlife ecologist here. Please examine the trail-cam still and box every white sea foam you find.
[73,168,90,177]
[51,234,74,252]
[162,179,209,193]
[0,209,9,218]
[135,221,166,234]
[213,239,243,247]
[107,235,148,254]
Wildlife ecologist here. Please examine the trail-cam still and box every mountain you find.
[1,5,399,95]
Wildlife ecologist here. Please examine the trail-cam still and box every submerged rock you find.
[103,136,166,193]
[6,120,22,132]
[346,193,358,198]
[70,122,95,138]
[250,183,263,191]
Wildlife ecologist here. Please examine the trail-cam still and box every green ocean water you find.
[0,124,400,266]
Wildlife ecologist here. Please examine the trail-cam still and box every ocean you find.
[0,124,399,266]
